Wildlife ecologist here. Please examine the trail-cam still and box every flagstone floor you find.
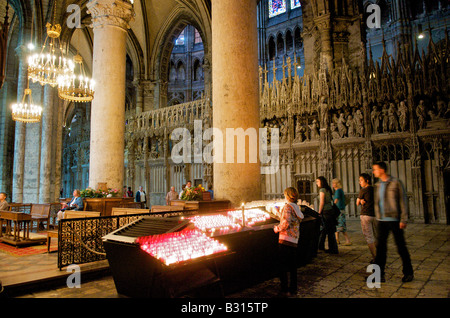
[1,219,448,299]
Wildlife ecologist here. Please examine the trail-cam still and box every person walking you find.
[332,178,351,245]
[357,173,377,263]
[316,176,339,254]
[273,187,304,296]
[372,162,414,283]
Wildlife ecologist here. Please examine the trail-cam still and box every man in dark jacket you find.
[135,186,147,208]
[372,162,414,283]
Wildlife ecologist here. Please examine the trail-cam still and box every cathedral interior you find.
[0,0,449,224]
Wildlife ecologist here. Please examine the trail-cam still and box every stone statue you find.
[381,104,389,133]
[309,119,319,140]
[337,113,347,138]
[371,106,380,134]
[436,98,447,118]
[150,143,160,159]
[354,109,364,137]
[280,118,288,144]
[416,99,427,129]
[319,96,329,128]
[398,100,408,132]
[330,123,340,140]
[294,119,305,142]
[346,114,356,137]
[388,103,399,132]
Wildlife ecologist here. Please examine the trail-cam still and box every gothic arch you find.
[149,3,211,107]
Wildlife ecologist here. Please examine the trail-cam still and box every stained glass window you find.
[291,0,301,10]
[269,0,286,18]
[194,29,202,44]
[175,30,185,46]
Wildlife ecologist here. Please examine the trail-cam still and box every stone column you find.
[315,16,333,71]
[212,0,261,206]
[39,85,56,203]
[86,0,134,191]
[133,79,144,114]
[53,98,64,201]
[12,45,28,203]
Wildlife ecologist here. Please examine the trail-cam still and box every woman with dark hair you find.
[316,176,338,254]
[357,173,377,263]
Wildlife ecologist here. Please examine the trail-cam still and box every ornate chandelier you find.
[11,80,42,123]
[27,22,74,87]
[57,53,95,102]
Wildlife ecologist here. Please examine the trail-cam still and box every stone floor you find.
[1,219,449,299]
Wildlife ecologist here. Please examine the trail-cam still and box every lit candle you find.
[241,202,245,227]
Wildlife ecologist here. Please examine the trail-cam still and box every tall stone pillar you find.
[86,0,134,191]
[39,85,56,203]
[12,45,28,203]
[315,16,333,71]
[212,0,261,207]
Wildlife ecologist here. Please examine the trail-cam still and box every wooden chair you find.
[111,207,150,216]
[47,211,101,252]
[170,200,186,208]
[30,204,51,231]
[8,203,32,213]
[150,205,185,213]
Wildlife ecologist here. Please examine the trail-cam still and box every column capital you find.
[87,0,135,30]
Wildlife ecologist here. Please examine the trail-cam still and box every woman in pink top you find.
[274,187,304,296]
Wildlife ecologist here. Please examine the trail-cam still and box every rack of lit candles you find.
[136,230,228,266]
[186,209,271,234]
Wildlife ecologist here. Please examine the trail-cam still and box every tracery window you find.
[269,0,286,18]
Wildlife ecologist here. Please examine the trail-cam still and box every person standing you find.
[372,162,414,283]
[207,184,214,200]
[332,178,351,245]
[357,173,377,263]
[0,192,9,211]
[165,186,179,205]
[274,187,304,296]
[135,186,147,208]
[127,187,133,198]
[316,176,339,254]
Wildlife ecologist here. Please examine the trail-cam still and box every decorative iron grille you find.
[57,211,201,269]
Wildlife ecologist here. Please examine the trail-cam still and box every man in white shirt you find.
[166,186,179,205]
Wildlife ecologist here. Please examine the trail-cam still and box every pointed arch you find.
[149,2,211,107]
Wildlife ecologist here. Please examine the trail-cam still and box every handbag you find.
[331,202,341,219]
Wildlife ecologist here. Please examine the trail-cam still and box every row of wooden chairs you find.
[4,203,59,232]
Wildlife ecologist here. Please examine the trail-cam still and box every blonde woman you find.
[274,187,304,296]
[57,189,84,220]
[332,178,351,246]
